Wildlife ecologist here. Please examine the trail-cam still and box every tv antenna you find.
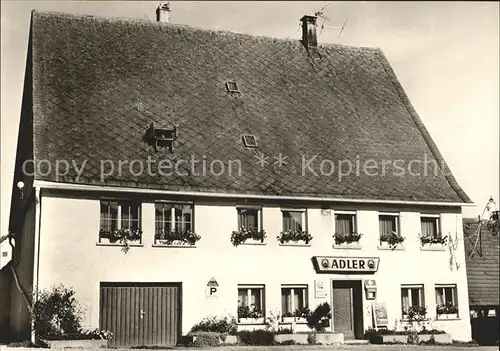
[314,2,348,39]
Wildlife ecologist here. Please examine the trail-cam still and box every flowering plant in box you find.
[380,231,405,249]
[231,227,266,246]
[155,230,201,246]
[277,230,313,244]
[294,306,311,319]
[334,232,363,245]
[436,302,459,316]
[237,305,263,319]
[99,228,142,253]
[419,233,448,245]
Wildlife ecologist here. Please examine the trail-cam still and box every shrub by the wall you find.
[190,315,238,335]
[307,302,332,331]
[32,285,83,340]
[364,328,383,344]
[191,332,221,347]
[237,330,275,345]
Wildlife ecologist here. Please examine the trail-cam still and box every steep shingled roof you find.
[25,10,471,203]
[464,218,500,307]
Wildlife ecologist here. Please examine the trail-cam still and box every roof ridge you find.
[31,9,377,52]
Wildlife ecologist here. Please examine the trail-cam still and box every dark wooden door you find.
[100,283,180,347]
[332,281,354,339]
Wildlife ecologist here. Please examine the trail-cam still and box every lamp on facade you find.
[17,181,24,200]
[485,197,499,236]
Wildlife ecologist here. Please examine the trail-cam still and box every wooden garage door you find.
[100,283,181,347]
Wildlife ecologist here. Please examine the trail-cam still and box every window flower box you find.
[419,233,447,251]
[333,232,362,249]
[237,305,264,324]
[238,317,265,325]
[154,230,200,247]
[231,227,266,246]
[436,303,459,319]
[379,231,405,250]
[98,229,142,253]
[277,230,312,245]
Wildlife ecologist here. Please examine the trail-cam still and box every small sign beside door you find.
[314,279,327,298]
[205,277,219,298]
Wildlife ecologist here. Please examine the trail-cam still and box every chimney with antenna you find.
[301,15,318,53]
[156,2,171,23]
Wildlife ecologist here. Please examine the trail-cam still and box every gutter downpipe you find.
[31,187,41,344]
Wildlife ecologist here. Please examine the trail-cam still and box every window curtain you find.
[155,204,170,234]
[401,289,410,312]
[379,216,395,236]
[335,214,353,236]
[100,201,117,231]
[435,288,444,305]
[239,209,258,229]
[174,205,193,232]
[282,289,292,313]
[411,288,422,307]
[250,289,262,311]
[421,218,437,237]
[238,289,248,307]
[283,211,302,231]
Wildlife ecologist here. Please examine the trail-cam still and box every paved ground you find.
[138,348,480,350]
[1,344,498,351]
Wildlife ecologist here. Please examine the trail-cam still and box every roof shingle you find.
[27,10,471,203]
[464,218,500,307]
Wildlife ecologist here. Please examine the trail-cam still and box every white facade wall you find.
[36,191,472,341]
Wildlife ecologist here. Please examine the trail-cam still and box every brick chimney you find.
[301,15,318,53]
[156,3,171,23]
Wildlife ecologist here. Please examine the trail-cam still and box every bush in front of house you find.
[306,302,332,331]
[364,328,383,344]
[191,332,221,347]
[31,285,84,339]
[237,330,275,345]
[31,285,112,342]
[189,315,238,335]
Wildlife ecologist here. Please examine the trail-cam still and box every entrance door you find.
[100,283,181,347]
[332,280,362,339]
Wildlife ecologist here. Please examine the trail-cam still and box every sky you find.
[1,1,499,236]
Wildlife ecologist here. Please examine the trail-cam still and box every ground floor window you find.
[281,285,308,317]
[237,285,265,320]
[435,284,459,316]
[401,284,425,317]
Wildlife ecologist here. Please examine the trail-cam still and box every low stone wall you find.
[381,333,452,344]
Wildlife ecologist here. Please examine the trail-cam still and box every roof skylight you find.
[226,81,240,93]
[242,135,257,148]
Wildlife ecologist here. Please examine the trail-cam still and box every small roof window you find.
[226,81,240,93]
[242,135,257,148]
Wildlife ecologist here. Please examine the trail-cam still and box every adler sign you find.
[313,256,380,273]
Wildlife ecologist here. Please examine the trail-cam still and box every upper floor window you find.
[421,215,440,238]
[99,200,142,247]
[379,213,400,236]
[237,206,262,230]
[401,284,424,317]
[335,212,356,235]
[237,285,265,321]
[155,202,193,234]
[281,285,308,318]
[100,200,141,232]
[282,209,307,232]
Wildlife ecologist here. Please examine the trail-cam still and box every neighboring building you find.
[7,8,474,346]
[463,218,499,345]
